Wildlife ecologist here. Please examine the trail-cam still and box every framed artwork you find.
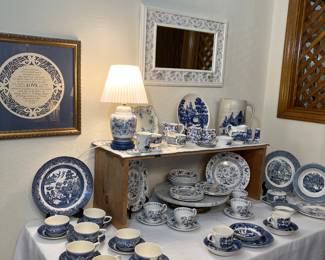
[139,5,227,87]
[277,0,325,124]
[0,33,81,139]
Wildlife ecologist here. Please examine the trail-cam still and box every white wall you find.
[0,0,273,259]
[262,0,325,165]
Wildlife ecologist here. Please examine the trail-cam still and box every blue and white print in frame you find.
[133,105,159,133]
[0,33,81,139]
[177,94,210,128]
[32,156,93,216]
[293,163,325,203]
[264,150,301,191]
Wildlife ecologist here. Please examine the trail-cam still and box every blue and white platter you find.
[205,152,250,192]
[297,203,325,220]
[177,93,210,128]
[37,224,72,240]
[133,105,159,133]
[230,223,274,248]
[263,219,299,236]
[32,156,93,216]
[129,254,169,260]
[293,163,325,203]
[59,251,100,260]
[203,237,242,257]
[108,237,145,255]
[264,150,300,191]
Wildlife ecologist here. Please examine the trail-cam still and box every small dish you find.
[203,237,242,257]
[263,219,299,236]
[136,212,168,226]
[108,237,145,255]
[223,207,254,220]
[166,216,200,232]
[169,185,204,202]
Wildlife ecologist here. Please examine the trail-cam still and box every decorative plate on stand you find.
[293,163,325,203]
[177,94,210,128]
[128,160,149,212]
[133,105,159,133]
[264,150,300,191]
[32,156,93,216]
[205,152,250,192]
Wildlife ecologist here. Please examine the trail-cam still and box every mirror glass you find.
[155,25,215,71]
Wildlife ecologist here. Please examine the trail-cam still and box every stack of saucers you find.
[167,207,200,232]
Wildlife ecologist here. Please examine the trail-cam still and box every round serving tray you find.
[154,183,229,208]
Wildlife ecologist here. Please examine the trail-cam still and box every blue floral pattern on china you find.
[32,156,93,216]
[206,152,250,192]
[177,94,209,128]
[293,163,325,203]
[111,116,137,137]
[133,105,159,133]
[264,150,300,191]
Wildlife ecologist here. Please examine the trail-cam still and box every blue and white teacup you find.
[83,208,112,227]
[200,129,217,144]
[115,228,141,251]
[230,198,252,216]
[143,202,167,222]
[186,126,202,144]
[73,222,105,243]
[266,189,287,203]
[44,215,70,237]
[66,240,100,259]
[267,210,292,229]
[160,122,185,136]
[207,225,234,250]
[134,242,162,260]
[174,207,197,227]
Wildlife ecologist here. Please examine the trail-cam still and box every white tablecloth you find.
[14,202,325,260]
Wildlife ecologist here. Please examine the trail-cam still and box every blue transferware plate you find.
[59,251,100,260]
[32,156,93,216]
[129,254,169,260]
[263,219,299,236]
[108,237,145,255]
[230,223,274,248]
[203,237,242,256]
[264,150,300,191]
[77,216,111,228]
[177,93,210,128]
[37,224,72,240]
[293,163,325,203]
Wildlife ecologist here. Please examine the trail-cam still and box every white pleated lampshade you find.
[100,65,148,104]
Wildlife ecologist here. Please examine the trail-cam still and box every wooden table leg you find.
[94,149,129,228]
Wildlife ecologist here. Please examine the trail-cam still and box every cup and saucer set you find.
[108,228,145,255]
[263,210,299,236]
[186,126,218,148]
[77,208,112,228]
[136,202,168,226]
[203,225,242,256]
[37,215,73,240]
[167,207,200,232]
[129,242,169,260]
[59,240,101,260]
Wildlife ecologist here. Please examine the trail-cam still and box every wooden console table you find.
[93,141,268,228]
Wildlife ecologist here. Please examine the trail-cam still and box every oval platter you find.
[32,156,93,216]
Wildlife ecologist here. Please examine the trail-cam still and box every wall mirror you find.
[140,6,227,86]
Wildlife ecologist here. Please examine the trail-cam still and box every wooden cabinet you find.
[93,143,267,228]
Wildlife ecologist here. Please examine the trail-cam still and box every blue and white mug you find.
[44,215,70,237]
[73,222,105,243]
[66,240,100,259]
[83,208,112,226]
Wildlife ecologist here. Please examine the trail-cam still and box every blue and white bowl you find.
[44,215,70,237]
[115,228,141,251]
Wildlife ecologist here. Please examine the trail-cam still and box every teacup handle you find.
[98,229,106,241]
[161,204,167,213]
[207,233,216,244]
[267,216,275,227]
[103,216,112,225]
[93,241,100,252]
[179,124,185,134]
[192,208,197,216]
[225,124,232,135]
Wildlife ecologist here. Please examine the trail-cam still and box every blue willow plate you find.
[230,223,274,248]
[129,254,169,260]
[293,163,325,203]
[264,150,300,191]
[203,237,242,256]
[59,251,100,260]
[32,156,93,216]
[177,93,210,128]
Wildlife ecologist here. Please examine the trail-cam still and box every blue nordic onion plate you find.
[264,150,300,191]
[293,163,325,203]
[32,156,93,216]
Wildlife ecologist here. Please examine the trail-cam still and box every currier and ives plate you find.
[32,156,93,216]
[205,152,250,192]
[264,150,300,191]
[128,160,149,212]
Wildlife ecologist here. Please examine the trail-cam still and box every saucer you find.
[37,224,71,240]
[136,212,167,226]
[129,254,169,260]
[223,207,254,220]
[203,237,242,257]
[108,236,145,255]
[67,229,106,243]
[263,219,299,236]
[77,217,111,228]
[166,216,200,232]
[59,251,100,260]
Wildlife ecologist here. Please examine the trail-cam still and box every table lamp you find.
[101,65,148,150]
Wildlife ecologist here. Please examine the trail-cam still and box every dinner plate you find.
[293,163,325,203]
[32,156,93,216]
[177,93,210,128]
[133,105,159,133]
[205,152,250,192]
[264,150,300,191]
[297,203,325,219]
